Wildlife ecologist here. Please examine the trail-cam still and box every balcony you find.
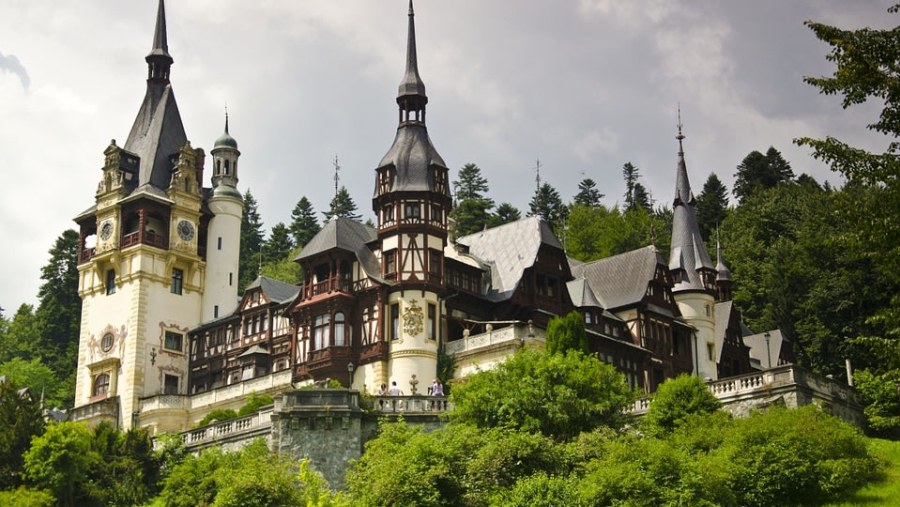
[358,341,389,363]
[371,395,451,414]
[69,396,119,426]
[181,407,274,450]
[445,321,545,356]
[304,278,352,299]
[121,230,168,250]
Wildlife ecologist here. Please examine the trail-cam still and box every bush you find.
[237,393,274,417]
[489,473,580,507]
[0,487,55,507]
[643,374,721,437]
[196,409,238,428]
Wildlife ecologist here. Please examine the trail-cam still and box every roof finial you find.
[398,0,427,100]
[333,154,341,199]
[224,103,230,134]
[676,103,685,154]
[146,0,173,82]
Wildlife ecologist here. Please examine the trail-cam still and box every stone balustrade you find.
[445,322,545,355]
[187,369,293,410]
[371,395,451,414]
[182,407,274,449]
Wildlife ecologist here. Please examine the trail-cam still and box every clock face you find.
[177,220,195,241]
[99,220,113,241]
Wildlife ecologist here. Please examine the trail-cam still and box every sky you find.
[0,0,895,311]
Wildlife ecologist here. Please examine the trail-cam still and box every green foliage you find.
[35,229,81,380]
[239,190,265,291]
[0,305,38,365]
[196,409,238,428]
[622,162,652,212]
[450,349,633,440]
[237,393,274,417]
[528,182,568,234]
[545,311,588,355]
[24,422,96,507]
[262,222,294,264]
[451,163,495,237]
[487,202,521,228]
[323,186,361,221]
[260,245,302,285]
[566,204,669,262]
[289,196,321,248]
[489,473,580,507]
[855,368,900,439]
[712,406,878,506]
[573,178,604,207]
[0,358,66,408]
[642,374,722,437]
[0,379,45,490]
[0,487,55,507]
[695,172,729,241]
[733,147,794,202]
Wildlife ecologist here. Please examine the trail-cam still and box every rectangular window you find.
[214,305,219,319]
[430,204,441,222]
[229,272,233,286]
[164,331,184,352]
[429,250,441,275]
[536,274,546,296]
[427,303,436,340]
[314,314,330,349]
[405,203,421,219]
[163,374,179,395]
[384,250,396,275]
[106,269,116,295]
[384,205,394,223]
[218,237,222,250]
[707,343,715,362]
[171,268,183,295]
[390,304,400,340]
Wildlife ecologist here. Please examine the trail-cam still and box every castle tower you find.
[371,0,452,391]
[667,115,719,380]
[203,114,244,321]
[715,231,733,303]
[72,0,205,429]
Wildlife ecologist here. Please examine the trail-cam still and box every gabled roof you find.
[295,218,384,283]
[567,278,603,308]
[245,276,299,304]
[714,300,736,362]
[456,216,562,301]
[571,245,664,310]
[744,329,784,369]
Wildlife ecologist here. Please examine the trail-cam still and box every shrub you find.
[643,374,721,437]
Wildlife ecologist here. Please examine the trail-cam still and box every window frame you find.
[164,330,184,353]
[171,268,184,295]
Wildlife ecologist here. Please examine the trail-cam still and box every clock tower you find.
[71,1,240,430]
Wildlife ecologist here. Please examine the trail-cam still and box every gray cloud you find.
[0,51,30,89]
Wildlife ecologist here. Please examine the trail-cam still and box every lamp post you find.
[346,362,355,390]
[764,332,772,369]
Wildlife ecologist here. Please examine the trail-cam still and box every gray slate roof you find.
[295,218,385,283]
[714,300,734,362]
[571,245,664,310]
[566,278,603,308]
[376,124,448,193]
[398,0,427,99]
[246,276,299,304]
[669,139,715,292]
[456,216,562,302]
[744,329,784,369]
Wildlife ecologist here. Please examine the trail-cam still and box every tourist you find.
[388,381,403,396]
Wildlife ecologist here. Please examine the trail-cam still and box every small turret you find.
[715,230,733,302]
[210,112,241,199]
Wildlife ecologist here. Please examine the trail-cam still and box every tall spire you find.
[397,0,428,116]
[146,0,173,82]
[716,229,732,282]
[668,109,715,292]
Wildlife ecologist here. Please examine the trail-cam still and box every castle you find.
[70,1,791,433]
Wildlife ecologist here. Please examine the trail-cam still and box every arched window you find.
[334,312,346,347]
[93,373,110,397]
[224,159,231,175]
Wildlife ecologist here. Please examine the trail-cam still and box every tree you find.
[732,147,794,202]
[24,422,97,507]
[450,349,633,440]
[573,178,604,207]
[323,186,361,221]
[488,202,521,228]
[0,378,45,490]
[261,246,302,285]
[0,304,39,365]
[642,374,722,437]
[695,172,729,241]
[451,163,495,237]
[263,222,294,264]
[622,162,651,212]
[565,204,670,263]
[796,8,900,434]
[545,311,588,355]
[0,357,65,408]
[528,183,567,234]
[289,196,320,248]
[34,230,81,378]
[239,190,265,291]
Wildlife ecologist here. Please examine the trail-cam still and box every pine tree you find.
[733,146,795,202]
[323,186,361,221]
[622,162,651,212]
[695,173,730,241]
[450,163,495,236]
[528,182,567,233]
[289,197,320,248]
[573,178,604,207]
[34,229,81,377]
[488,202,521,228]
[263,223,294,264]
[239,190,265,290]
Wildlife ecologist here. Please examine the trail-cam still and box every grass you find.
[822,438,900,506]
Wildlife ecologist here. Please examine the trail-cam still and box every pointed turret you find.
[124,0,188,190]
[715,231,733,302]
[211,111,241,198]
[398,0,427,105]
[668,112,715,293]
